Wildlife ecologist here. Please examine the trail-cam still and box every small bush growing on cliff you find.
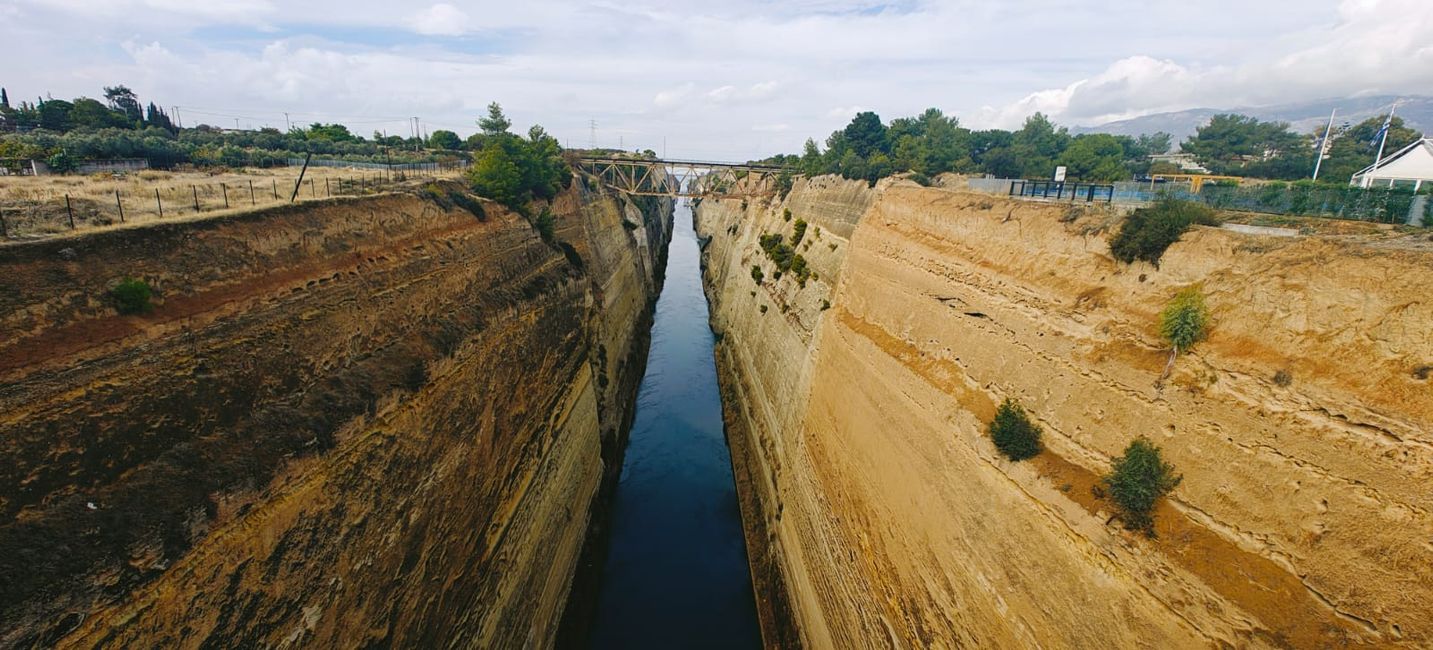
[1157,286,1210,382]
[110,277,153,315]
[759,233,796,271]
[1109,198,1219,265]
[790,255,811,287]
[783,208,793,222]
[791,219,809,248]
[1102,437,1182,535]
[988,398,1042,461]
[751,265,764,284]
[534,207,556,243]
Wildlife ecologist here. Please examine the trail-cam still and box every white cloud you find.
[3,0,1430,159]
[825,106,866,120]
[979,0,1433,128]
[406,3,472,36]
[653,83,696,109]
[706,82,780,104]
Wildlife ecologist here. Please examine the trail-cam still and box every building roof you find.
[1352,138,1433,183]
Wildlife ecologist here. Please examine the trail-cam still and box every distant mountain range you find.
[1072,95,1433,148]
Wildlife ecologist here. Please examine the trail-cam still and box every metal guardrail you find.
[1008,180,1114,203]
[973,177,1428,224]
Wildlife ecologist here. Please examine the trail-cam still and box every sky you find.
[2,0,1431,160]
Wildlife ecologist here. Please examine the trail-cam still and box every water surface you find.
[587,200,761,648]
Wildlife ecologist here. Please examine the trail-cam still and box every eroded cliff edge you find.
[697,177,1433,648]
[0,177,671,647]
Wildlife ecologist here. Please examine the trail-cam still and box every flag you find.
[1372,113,1392,146]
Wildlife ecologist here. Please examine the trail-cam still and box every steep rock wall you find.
[0,178,671,648]
[697,178,1433,648]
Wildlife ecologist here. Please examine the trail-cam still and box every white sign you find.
[1053,166,1067,183]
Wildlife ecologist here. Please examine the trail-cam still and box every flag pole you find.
[1365,101,1398,188]
[1312,108,1335,182]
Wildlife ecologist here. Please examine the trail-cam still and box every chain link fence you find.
[966,177,1430,226]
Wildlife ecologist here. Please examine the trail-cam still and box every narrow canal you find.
[586,200,761,648]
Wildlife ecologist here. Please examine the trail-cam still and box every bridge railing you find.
[575,156,789,172]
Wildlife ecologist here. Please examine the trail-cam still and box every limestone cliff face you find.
[0,178,671,648]
[697,178,1433,648]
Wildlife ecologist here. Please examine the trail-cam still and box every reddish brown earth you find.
[0,179,671,648]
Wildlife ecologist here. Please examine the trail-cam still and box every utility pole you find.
[1312,109,1335,182]
[284,112,291,131]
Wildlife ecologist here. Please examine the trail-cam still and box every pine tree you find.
[478,102,511,136]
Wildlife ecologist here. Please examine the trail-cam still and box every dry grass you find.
[0,166,464,240]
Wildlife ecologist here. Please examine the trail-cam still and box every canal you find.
[586,200,762,648]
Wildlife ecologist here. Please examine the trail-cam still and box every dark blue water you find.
[586,201,761,649]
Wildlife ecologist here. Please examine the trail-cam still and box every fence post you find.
[221,183,229,209]
[192,185,200,211]
[66,194,76,228]
[250,180,256,205]
[155,188,163,218]
[115,190,125,223]
[272,179,278,200]
[291,152,313,202]
[310,178,316,198]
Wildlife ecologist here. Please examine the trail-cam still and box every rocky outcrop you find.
[0,177,671,648]
[697,177,1433,648]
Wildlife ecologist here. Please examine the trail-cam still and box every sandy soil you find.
[0,166,462,240]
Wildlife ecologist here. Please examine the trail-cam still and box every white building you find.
[1352,138,1433,190]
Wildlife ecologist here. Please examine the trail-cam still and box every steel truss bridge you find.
[576,156,787,199]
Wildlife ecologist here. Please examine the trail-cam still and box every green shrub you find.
[909,172,932,186]
[791,219,809,248]
[759,233,795,271]
[988,398,1042,461]
[790,254,811,287]
[775,170,794,199]
[751,265,764,284]
[110,277,153,314]
[1109,198,1220,265]
[1157,286,1210,383]
[1160,286,1210,353]
[820,299,831,311]
[783,208,792,222]
[534,207,556,243]
[1102,437,1182,535]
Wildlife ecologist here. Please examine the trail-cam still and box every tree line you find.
[0,84,472,173]
[770,108,1423,186]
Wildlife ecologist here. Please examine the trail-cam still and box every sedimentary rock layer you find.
[0,178,671,648]
[697,177,1433,648]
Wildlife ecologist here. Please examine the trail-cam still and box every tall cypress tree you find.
[1,88,9,110]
